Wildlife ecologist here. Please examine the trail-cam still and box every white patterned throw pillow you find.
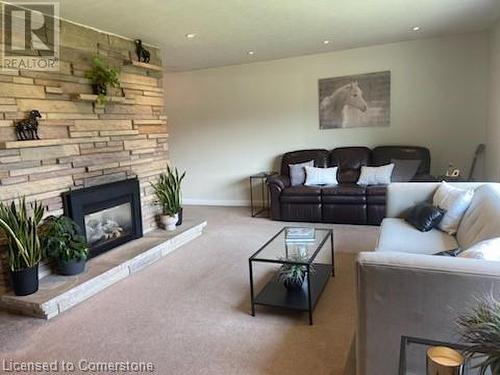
[458,238,500,261]
[433,182,474,235]
[304,166,338,186]
[357,164,394,185]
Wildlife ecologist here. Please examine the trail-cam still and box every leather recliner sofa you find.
[267,146,431,225]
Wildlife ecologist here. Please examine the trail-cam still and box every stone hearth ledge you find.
[0,219,207,319]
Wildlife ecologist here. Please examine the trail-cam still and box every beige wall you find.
[165,33,489,205]
[487,20,500,181]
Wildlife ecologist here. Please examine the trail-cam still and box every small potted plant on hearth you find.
[85,55,120,105]
[0,197,44,296]
[151,166,186,231]
[457,293,500,374]
[41,215,88,276]
[277,253,314,290]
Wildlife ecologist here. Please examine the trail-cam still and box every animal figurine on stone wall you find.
[15,110,42,141]
[135,39,151,63]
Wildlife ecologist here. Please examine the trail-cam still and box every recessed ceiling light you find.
[323,40,331,45]
[412,26,420,31]
[185,33,197,39]
[247,50,255,55]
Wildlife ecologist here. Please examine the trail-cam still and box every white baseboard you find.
[183,198,260,207]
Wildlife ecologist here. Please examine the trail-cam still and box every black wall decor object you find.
[15,110,42,141]
[134,39,150,63]
[64,178,143,259]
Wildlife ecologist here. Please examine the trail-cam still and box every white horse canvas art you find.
[319,71,390,129]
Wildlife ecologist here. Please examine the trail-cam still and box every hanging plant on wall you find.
[84,55,120,105]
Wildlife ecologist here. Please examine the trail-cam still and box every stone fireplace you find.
[64,178,143,258]
[0,15,168,294]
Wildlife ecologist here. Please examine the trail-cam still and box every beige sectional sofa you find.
[356,182,500,375]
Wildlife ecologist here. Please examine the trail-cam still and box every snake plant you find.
[0,197,44,271]
[457,293,500,375]
[151,166,186,216]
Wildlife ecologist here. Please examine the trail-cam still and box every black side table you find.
[249,172,276,217]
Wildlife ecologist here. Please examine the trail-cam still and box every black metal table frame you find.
[249,172,275,217]
[399,336,472,375]
[248,227,334,325]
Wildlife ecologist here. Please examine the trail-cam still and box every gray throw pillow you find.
[289,160,314,186]
[391,158,421,182]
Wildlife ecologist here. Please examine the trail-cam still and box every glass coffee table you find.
[248,227,334,325]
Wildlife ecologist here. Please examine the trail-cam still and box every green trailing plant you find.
[0,197,44,271]
[84,55,120,105]
[41,216,88,263]
[457,293,500,375]
[277,252,315,288]
[151,166,186,216]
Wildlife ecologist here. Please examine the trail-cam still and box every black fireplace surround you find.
[64,178,143,258]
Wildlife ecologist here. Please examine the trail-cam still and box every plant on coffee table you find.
[277,253,314,290]
[0,197,44,296]
[41,215,88,276]
[151,166,186,231]
[457,293,500,374]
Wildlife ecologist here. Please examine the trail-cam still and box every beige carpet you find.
[0,206,378,375]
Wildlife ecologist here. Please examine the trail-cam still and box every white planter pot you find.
[160,214,178,231]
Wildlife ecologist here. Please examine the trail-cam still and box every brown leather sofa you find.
[267,146,431,225]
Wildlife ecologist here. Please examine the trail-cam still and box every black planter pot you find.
[284,277,304,290]
[10,264,39,296]
[92,83,107,96]
[57,259,86,276]
[176,207,183,226]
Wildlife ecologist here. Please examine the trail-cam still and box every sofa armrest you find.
[386,182,483,218]
[266,175,289,220]
[357,251,500,276]
[356,251,500,375]
[266,175,290,191]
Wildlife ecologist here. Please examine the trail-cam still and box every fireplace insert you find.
[64,178,143,258]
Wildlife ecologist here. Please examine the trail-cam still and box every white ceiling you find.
[58,0,500,72]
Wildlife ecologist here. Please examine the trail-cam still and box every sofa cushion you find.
[376,218,458,254]
[280,149,329,177]
[357,164,394,185]
[372,146,430,176]
[304,166,338,186]
[457,184,500,249]
[282,185,321,196]
[404,203,446,232]
[330,147,371,183]
[281,185,322,203]
[289,160,314,186]
[458,238,500,261]
[366,185,387,196]
[391,158,421,182]
[366,185,387,206]
[322,184,366,204]
[322,184,366,196]
[433,182,474,235]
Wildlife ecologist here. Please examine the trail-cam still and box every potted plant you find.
[84,55,120,105]
[457,294,500,374]
[41,215,88,276]
[151,166,186,230]
[0,197,44,296]
[277,253,314,290]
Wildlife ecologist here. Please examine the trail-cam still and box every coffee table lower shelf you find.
[252,263,331,324]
